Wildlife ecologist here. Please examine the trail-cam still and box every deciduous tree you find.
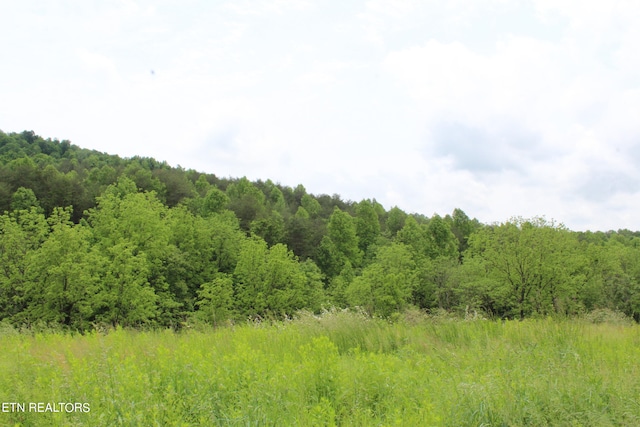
[466,217,581,319]
[346,243,417,317]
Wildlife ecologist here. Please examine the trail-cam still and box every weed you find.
[1,313,639,425]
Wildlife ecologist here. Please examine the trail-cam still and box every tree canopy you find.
[1,129,639,329]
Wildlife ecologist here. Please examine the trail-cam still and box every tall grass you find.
[2,312,640,426]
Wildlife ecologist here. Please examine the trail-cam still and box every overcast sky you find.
[2,0,639,231]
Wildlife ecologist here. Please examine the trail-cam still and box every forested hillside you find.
[1,130,640,330]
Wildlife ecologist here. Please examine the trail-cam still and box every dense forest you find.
[1,130,640,330]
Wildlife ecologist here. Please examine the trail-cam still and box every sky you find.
[1,0,639,231]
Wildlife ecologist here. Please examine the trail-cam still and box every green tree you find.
[355,199,381,255]
[396,216,426,256]
[413,257,461,310]
[327,261,354,308]
[284,211,324,260]
[26,208,98,329]
[429,257,462,311]
[166,207,244,313]
[6,157,38,191]
[327,207,362,267]
[299,259,326,312]
[346,243,417,317]
[448,208,480,255]
[293,184,307,206]
[194,174,211,196]
[10,187,41,212]
[0,208,48,321]
[0,181,12,213]
[92,242,158,327]
[35,165,82,216]
[316,236,343,281]
[250,211,285,246]
[195,274,234,326]
[123,162,167,198]
[295,206,310,219]
[234,238,307,317]
[385,206,407,237]
[153,167,195,207]
[233,237,268,316]
[590,239,640,320]
[87,177,181,326]
[301,194,321,218]
[201,187,230,216]
[264,179,287,213]
[424,214,458,259]
[226,177,266,231]
[262,244,307,314]
[84,164,119,202]
[466,217,581,319]
[316,208,362,281]
[455,256,505,317]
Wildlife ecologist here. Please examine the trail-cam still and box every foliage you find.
[346,243,417,317]
[195,274,235,325]
[234,239,308,317]
[465,217,583,319]
[354,199,381,254]
[3,314,640,425]
[2,130,640,328]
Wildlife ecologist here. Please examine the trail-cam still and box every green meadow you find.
[2,311,640,426]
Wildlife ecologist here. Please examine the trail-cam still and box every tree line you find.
[1,130,640,330]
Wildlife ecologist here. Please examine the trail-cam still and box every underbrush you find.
[1,310,640,426]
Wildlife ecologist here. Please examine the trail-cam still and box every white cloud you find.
[224,0,313,15]
[382,36,572,127]
[357,0,420,44]
[76,49,121,82]
[292,59,359,92]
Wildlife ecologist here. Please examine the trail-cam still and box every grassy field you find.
[1,311,640,426]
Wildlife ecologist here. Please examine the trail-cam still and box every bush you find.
[583,308,633,325]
